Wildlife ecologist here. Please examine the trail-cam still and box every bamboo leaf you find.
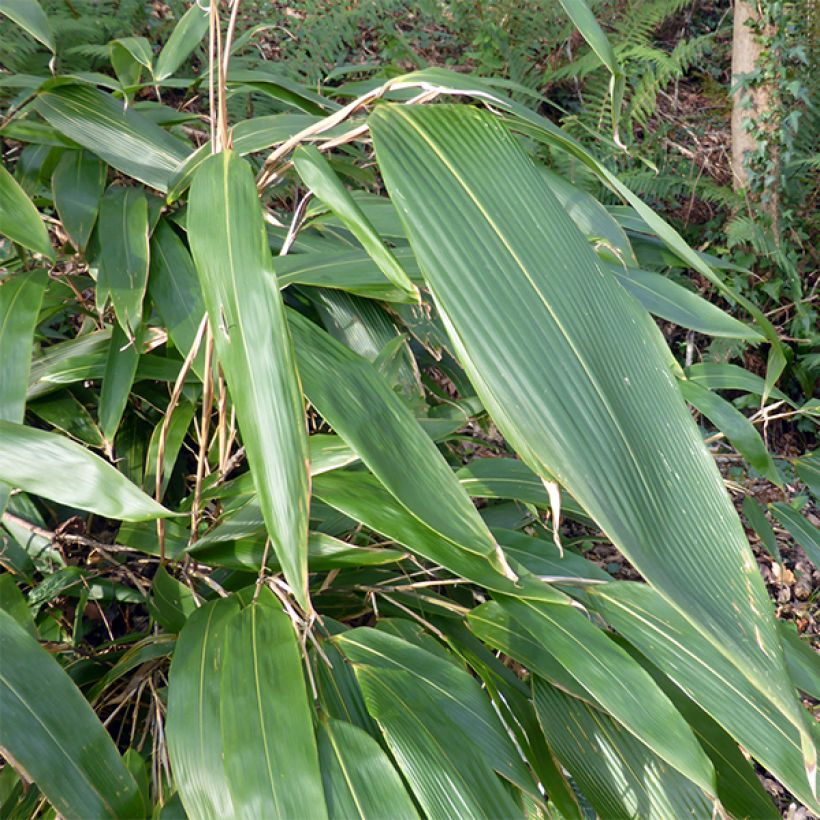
[369,103,815,774]
[468,598,716,795]
[154,3,210,81]
[34,82,189,192]
[770,502,820,568]
[584,581,820,812]
[221,589,326,819]
[187,150,311,608]
[166,596,240,820]
[51,150,106,251]
[0,420,172,521]
[98,186,150,336]
[0,165,53,260]
[0,610,143,818]
[533,678,715,818]
[0,0,54,52]
[337,627,528,817]
[318,718,420,820]
[99,323,141,446]
[288,309,509,575]
[293,145,418,299]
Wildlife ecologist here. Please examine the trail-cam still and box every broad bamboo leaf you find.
[288,310,509,574]
[0,574,36,637]
[313,468,569,603]
[167,596,240,820]
[0,165,53,259]
[149,565,196,633]
[99,323,141,446]
[98,186,150,336]
[684,362,794,406]
[369,103,815,772]
[318,718,420,820]
[28,391,104,448]
[770,503,820,568]
[221,589,326,819]
[294,146,418,299]
[468,598,716,794]
[794,453,819,499]
[276,246,422,303]
[0,420,171,521]
[143,399,195,498]
[34,82,189,192]
[148,220,205,371]
[336,627,527,817]
[0,271,47,513]
[0,610,143,818]
[779,621,820,700]
[533,678,714,818]
[680,380,780,484]
[0,272,46,424]
[154,3,209,80]
[188,150,311,608]
[0,0,54,52]
[539,167,635,263]
[226,70,338,115]
[584,581,820,812]
[612,266,760,339]
[51,150,106,251]
[742,495,781,563]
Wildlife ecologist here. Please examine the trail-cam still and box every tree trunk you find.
[731,1,768,189]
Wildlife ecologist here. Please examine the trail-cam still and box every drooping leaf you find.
[0,0,54,52]
[166,596,240,820]
[220,589,327,818]
[288,309,509,575]
[0,420,172,521]
[369,103,814,769]
[294,145,418,300]
[0,610,143,818]
[584,581,820,812]
[318,718,420,820]
[51,150,106,251]
[336,627,527,817]
[34,82,189,192]
[612,267,761,340]
[468,598,716,795]
[533,678,715,818]
[770,502,820,568]
[98,186,150,336]
[0,165,53,259]
[187,150,311,608]
[155,3,210,80]
[99,323,141,446]
[149,565,197,633]
[741,495,781,563]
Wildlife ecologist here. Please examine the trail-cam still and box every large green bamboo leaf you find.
[313,468,569,603]
[680,379,780,484]
[0,0,54,52]
[467,598,716,795]
[51,150,106,252]
[99,323,141,446]
[533,678,714,819]
[369,103,815,776]
[154,2,210,81]
[584,581,820,812]
[188,150,311,608]
[288,309,510,575]
[221,589,326,819]
[0,420,171,521]
[318,718,420,820]
[0,610,143,818]
[294,146,418,300]
[98,186,150,336]
[34,83,189,192]
[336,627,527,817]
[276,246,422,303]
[0,270,47,513]
[0,165,53,260]
[166,596,239,820]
